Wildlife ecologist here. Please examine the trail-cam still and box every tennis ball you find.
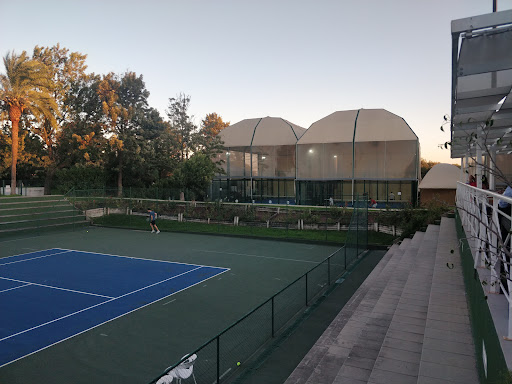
[237,362,241,366]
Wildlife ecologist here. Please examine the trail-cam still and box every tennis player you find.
[147,208,160,234]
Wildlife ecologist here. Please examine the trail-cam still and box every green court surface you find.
[0,226,341,384]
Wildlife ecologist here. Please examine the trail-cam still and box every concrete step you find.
[0,214,87,232]
[417,217,479,384]
[0,195,65,207]
[0,202,70,214]
[366,224,439,384]
[285,235,417,383]
[331,231,426,383]
[0,209,77,223]
[285,219,479,384]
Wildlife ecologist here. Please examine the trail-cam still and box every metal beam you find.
[451,9,512,34]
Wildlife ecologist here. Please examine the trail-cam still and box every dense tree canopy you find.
[0,50,58,194]
[0,45,227,199]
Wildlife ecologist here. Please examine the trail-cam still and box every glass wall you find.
[217,145,297,179]
[354,141,386,179]
[213,124,420,206]
[385,140,418,179]
[297,143,353,179]
[210,178,296,204]
[296,180,417,207]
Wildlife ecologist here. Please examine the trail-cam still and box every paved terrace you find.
[285,217,480,384]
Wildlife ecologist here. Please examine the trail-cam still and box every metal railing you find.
[147,195,368,384]
[456,182,512,337]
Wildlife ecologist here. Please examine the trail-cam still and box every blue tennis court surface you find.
[0,248,228,367]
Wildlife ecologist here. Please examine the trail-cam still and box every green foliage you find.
[373,199,450,238]
[53,165,107,193]
[421,158,439,178]
[173,153,218,200]
[1,50,59,193]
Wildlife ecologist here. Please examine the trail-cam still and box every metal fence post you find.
[356,195,359,256]
[305,273,308,306]
[217,336,220,384]
[328,257,331,286]
[271,297,275,337]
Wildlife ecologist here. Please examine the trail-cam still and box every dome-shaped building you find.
[419,163,462,206]
[296,109,420,206]
[212,117,306,203]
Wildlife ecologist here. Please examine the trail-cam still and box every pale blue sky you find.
[1,0,511,163]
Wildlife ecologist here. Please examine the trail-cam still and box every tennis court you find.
[0,248,228,368]
[0,226,340,384]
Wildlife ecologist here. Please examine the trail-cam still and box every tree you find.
[32,44,89,193]
[166,93,196,160]
[0,51,57,194]
[201,113,229,137]
[420,158,439,178]
[57,74,107,169]
[173,153,218,200]
[98,71,150,195]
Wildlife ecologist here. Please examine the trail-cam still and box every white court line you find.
[0,266,229,368]
[0,248,69,262]
[0,250,71,266]
[0,277,115,299]
[0,266,202,343]
[0,283,32,294]
[53,248,230,270]
[194,249,319,264]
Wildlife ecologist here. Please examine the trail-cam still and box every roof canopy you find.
[451,10,512,158]
[219,117,305,147]
[298,109,417,145]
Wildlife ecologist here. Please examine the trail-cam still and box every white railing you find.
[456,182,512,337]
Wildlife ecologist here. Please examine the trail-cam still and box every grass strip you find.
[92,214,395,245]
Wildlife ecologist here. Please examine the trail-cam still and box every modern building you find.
[419,163,462,206]
[296,109,421,206]
[211,117,306,203]
[212,109,421,206]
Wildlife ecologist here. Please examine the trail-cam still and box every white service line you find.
[0,250,71,266]
[0,283,32,294]
[0,277,115,299]
[0,266,202,343]
[53,248,230,270]
[195,249,320,264]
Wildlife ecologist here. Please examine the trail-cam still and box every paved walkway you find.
[285,217,479,384]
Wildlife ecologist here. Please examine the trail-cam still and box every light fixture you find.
[309,149,313,153]
[262,156,266,160]
[333,155,337,158]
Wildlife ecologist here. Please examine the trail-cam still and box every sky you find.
[1,0,512,164]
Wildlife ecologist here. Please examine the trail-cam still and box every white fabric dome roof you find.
[419,163,462,190]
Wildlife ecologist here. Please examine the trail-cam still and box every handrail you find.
[456,182,512,337]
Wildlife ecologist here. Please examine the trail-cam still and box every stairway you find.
[0,195,88,238]
[285,217,479,384]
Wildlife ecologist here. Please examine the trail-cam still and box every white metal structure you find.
[451,10,512,159]
[457,182,512,337]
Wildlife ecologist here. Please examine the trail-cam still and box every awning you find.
[451,10,512,158]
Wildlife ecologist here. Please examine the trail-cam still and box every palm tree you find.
[0,51,57,194]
